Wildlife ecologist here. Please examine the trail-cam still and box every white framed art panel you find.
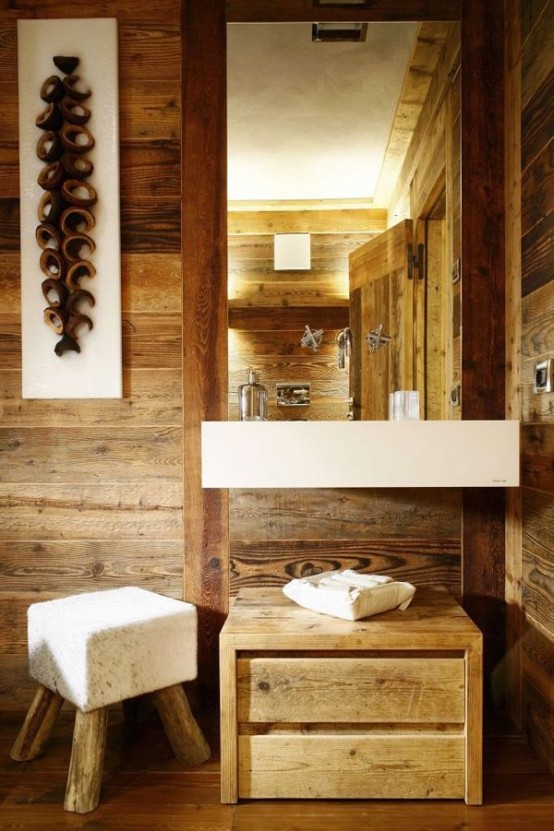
[18,18,122,399]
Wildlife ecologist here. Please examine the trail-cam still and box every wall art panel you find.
[18,19,122,399]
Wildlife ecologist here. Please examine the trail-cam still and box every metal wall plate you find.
[276,383,310,407]
[534,358,552,393]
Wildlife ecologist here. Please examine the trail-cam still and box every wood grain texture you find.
[522,622,554,775]
[119,24,181,83]
[228,209,386,235]
[0,426,182,483]
[237,656,465,723]
[229,540,461,596]
[1,708,553,827]
[519,0,554,774]
[521,140,554,238]
[222,587,481,804]
[0,484,183,539]
[226,1,461,23]
[121,144,180,201]
[122,313,182,368]
[0,0,181,24]
[153,684,211,765]
[522,208,554,297]
[505,0,523,728]
[522,426,554,493]
[522,281,554,360]
[10,685,64,762]
[0,655,37,710]
[521,0,554,108]
[0,540,184,599]
[460,0,507,711]
[0,1,187,712]
[181,0,229,688]
[0,368,182,426]
[230,487,461,539]
[521,69,554,172]
[64,706,109,813]
[239,733,466,799]
[229,305,349,331]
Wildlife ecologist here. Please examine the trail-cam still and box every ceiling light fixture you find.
[274,234,311,271]
[312,22,368,42]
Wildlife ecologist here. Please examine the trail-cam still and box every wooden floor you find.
[1,706,553,830]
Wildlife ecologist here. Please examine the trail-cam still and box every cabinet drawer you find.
[237,656,465,723]
[238,733,465,799]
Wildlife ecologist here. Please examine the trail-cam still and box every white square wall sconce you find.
[274,233,311,270]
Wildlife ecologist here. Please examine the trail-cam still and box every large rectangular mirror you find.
[227,17,461,421]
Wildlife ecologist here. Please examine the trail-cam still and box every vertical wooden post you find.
[461,0,506,710]
[504,0,523,728]
[181,0,229,692]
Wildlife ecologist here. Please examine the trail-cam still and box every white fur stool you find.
[10,587,210,814]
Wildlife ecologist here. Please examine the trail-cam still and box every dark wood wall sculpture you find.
[37,55,96,356]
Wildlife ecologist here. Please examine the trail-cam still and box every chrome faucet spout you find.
[336,328,352,368]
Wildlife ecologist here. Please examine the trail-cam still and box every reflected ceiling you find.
[227,22,419,204]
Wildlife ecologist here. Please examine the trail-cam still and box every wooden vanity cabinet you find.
[220,587,482,804]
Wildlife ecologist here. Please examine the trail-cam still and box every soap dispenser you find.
[238,369,268,421]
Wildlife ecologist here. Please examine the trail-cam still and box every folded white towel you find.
[282,569,416,621]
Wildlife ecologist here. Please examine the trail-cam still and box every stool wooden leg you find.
[153,683,211,765]
[64,706,109,814]
[10,684,64,761]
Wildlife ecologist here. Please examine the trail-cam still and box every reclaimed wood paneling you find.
[230,539,461,596]
[227,221,368,424]
[0,541,184,598]
[229,209,387,236]
[521,69,554,173]
[229,306,349,331]
[0,655,36,710]
[0,3,185,706]
[522,426,554,493]
[519,0,554,773]
[522,624,554,772]
[0,369,182,427]
[521,0,554,107]
[230,487,461,596]
[230,488,461,540]
[522,210,554,297]
[0,484,183,539]
[0,426,182,484]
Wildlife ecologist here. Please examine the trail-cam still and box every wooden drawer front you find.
[237,657,465,724]
[238,734,465,799]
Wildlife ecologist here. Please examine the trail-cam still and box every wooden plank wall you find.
[519,0,554,774]
[0,0,183,709]
[228,224,374,422]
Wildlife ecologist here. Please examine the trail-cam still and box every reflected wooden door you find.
[349,220,414,420]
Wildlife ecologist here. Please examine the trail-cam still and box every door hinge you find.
[407,243,426,280]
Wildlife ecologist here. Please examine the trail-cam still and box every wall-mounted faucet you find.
[300,325,324,352]
[336,328,352,368]
[365,324,392,353]
[347,396,354,420]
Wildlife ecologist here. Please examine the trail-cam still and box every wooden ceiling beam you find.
[227,1,461,23]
